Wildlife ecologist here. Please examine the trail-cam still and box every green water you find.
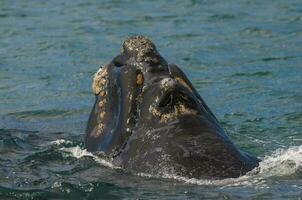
[0,0,302,199]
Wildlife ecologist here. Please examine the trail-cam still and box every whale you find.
[85,35,260,179]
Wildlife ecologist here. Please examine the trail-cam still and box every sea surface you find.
[0,0,302,199]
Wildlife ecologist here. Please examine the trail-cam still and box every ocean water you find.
[0,0,301,199]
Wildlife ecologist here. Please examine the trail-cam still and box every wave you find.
[55,139,302,187]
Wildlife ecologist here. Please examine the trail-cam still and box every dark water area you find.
[0,0,302,199]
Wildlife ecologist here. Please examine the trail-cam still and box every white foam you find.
[253,145,302,177]
[50,139,73,145]
[60,146,119,169]
[137,171,261,187]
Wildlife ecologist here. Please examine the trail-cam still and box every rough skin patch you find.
[122,35,157,62]
[100,91,106,97]
[98,100,106,109]
[99,111,105,120]
[92,66,108,95]
[160,78,176,90]
[149,103,197,123]
[136,73,144,85]
[91,66,109,138]
[93,108,106,139]
[94,123,104,138]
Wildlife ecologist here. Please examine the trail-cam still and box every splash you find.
[50,139,73,145]
[62,146,118,169]
[253,145,302,177]
[50,139,118,169]
[53,140,302,187]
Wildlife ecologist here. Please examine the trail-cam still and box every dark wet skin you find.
[85,35,260,179]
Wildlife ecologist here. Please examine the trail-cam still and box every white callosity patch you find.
[149,77,197,122]
[160,78,176,90]
[92,66,108,95]
[92,65,110,137]
[151,104,197,122]
[149,101,197,123]
[122,35,156,63]
[136,73,144,85]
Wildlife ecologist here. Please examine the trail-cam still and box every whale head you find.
[85,36,260,179]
